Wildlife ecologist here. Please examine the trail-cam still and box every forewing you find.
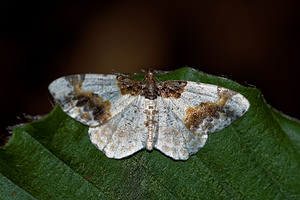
[88,96,147,159]
[155,97,208,160]
[49,74,141,126]
[159,81,250,135]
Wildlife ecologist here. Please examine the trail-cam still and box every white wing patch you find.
[49,71,250,160]
[155,97,208,160]
[89,96,147,159]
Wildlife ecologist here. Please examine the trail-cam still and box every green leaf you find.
[1,67,300,199]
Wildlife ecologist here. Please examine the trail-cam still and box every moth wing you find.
[155,97,208,160]
[159,81,250,135]
[49,74,141,126]
[88,96,147,159]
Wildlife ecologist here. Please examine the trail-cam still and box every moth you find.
[49,70,250,160]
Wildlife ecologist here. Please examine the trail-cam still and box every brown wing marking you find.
[184,88,238,132]
[65,76,111,124]
[116,76,142,96]
[158,80,187,99]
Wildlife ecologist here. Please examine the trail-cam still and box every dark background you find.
[0,1,299,144]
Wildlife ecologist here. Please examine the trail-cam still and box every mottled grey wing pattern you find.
[88,95,148,159]
[48,74,140,126]
[155,96,208,160]
[154,80,249,159]
[160,81,250,135]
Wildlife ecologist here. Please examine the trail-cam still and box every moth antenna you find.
[152,69,170,75]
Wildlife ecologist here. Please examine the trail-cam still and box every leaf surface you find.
[1,67,299,199]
